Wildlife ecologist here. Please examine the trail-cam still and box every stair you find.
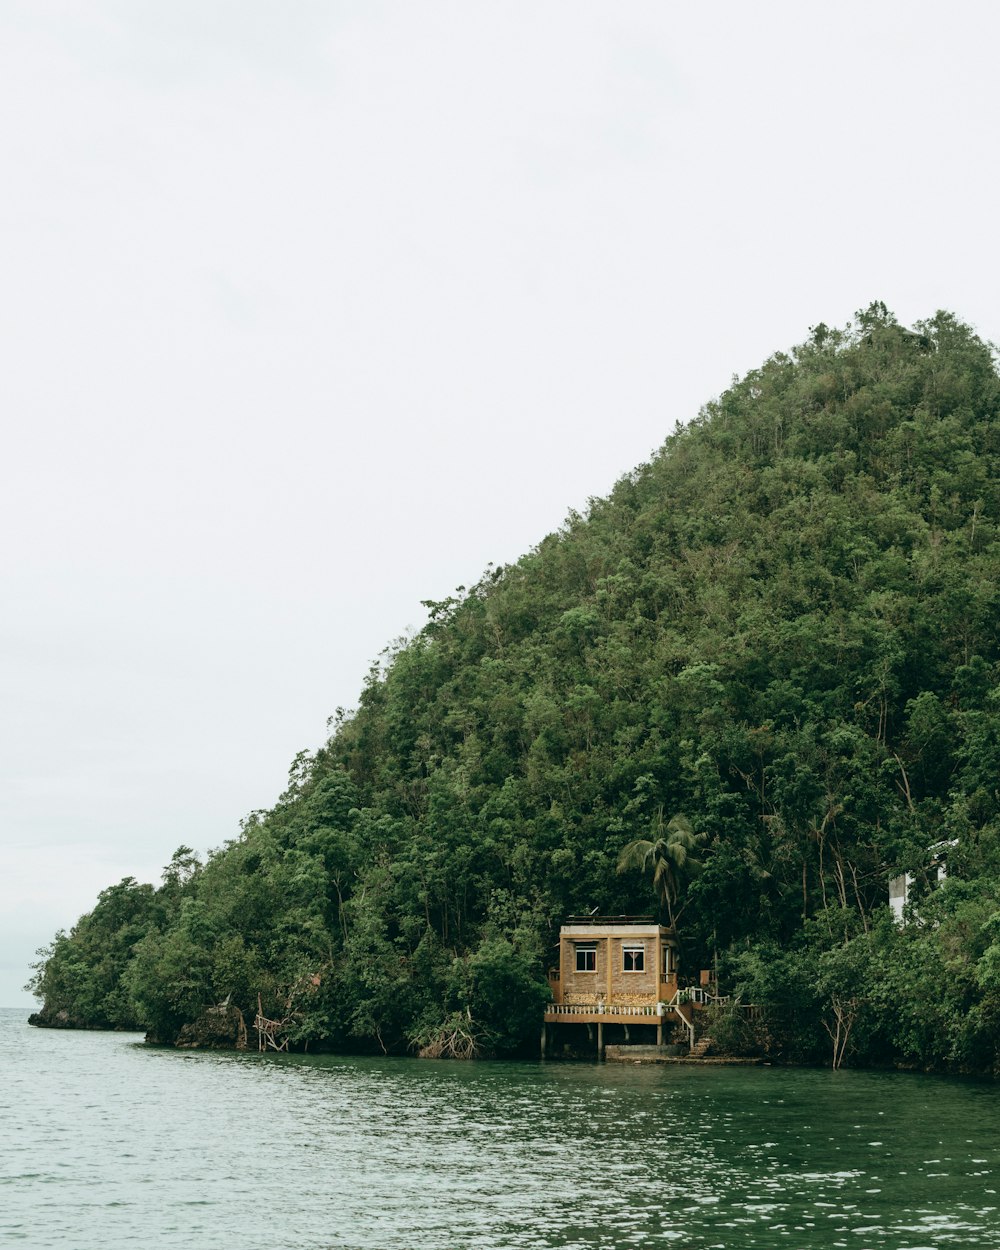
[689,1035,713,1058]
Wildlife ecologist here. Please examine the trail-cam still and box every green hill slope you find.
[30,304,1000,1070]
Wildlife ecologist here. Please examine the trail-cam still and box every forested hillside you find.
[30,305,1000,1070]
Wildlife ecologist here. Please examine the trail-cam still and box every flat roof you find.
[560,922,673,939]
[565,914,655,924]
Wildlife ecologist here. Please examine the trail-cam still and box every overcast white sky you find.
[3,0,999,1006]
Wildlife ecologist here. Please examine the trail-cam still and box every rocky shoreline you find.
[28,1008,135,1031]
[28,1002,248,1047]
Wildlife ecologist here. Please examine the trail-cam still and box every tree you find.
[29,306,1000,1072]
[616,810,705,929]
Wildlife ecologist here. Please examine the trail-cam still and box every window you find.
[623,945,645,972]
[575,944,597,972]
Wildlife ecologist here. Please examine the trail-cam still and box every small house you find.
[543,915,686,1053]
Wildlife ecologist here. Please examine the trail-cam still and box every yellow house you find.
[543,915,687,1053]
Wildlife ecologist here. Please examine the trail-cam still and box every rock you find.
[174,1004,248,1050]
[27,1007,99,1030]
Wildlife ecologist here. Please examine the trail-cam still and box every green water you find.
[3,1007,999,1249]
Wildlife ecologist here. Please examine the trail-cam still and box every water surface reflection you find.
[3,1010,998,1249]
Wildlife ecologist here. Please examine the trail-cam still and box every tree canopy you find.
[29,306,1000,1070]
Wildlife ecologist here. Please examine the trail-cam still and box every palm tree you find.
[616,809,705,930]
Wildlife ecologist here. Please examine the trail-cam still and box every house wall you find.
[560,935,608,1004]
[558,925,671,1006]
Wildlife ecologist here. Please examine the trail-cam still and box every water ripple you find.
[3,1010,1000,1248]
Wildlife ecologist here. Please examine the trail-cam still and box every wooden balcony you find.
[543,1000,665,1024]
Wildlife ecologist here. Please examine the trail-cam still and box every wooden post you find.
[597,1020,604,1059]
[656,1020,663,1046]
[540,1024,547,1060]
[655,928,662,1001]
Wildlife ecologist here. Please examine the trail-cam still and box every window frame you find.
[574,943,597,973]
[622,944,645,973]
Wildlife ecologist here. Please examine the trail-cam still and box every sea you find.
[2,1006,999,1249]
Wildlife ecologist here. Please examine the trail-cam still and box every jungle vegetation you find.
[28,304,1000,1070]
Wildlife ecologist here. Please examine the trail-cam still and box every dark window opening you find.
[575,944,597,972]
[623,945,645,972]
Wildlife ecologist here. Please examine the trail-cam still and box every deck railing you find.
[545,1002,663,1018]
[545,989,759,1055]
[546,988,734,1017]
[686,986,727,1007]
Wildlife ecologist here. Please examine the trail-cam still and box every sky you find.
[3,0,1000,1007]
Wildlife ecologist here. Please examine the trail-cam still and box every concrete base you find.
[604,1044,763,1065]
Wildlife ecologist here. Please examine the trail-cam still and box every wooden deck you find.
[543,1001,666,1025]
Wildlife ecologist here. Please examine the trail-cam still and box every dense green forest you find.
[29,304,1000,1071]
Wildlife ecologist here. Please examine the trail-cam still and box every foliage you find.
[28,306,1000,1071]
[616,810,704,928]
[27,877,161,1029]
